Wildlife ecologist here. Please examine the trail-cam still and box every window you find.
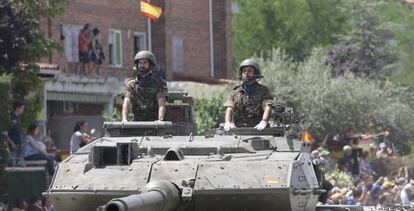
[109,30,122,67]
[172,36,184,72]
[133,32,146,55]
[51,101,77,114]
[62,24,83,62]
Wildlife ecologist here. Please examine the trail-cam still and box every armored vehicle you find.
[45,102,371,211]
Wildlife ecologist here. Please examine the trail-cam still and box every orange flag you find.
[302,130,315,144]
[140,0,162,21]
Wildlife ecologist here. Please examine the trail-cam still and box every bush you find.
[195,95,225,135]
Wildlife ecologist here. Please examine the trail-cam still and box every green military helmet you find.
[134,50,157,66]
[239,58,262,79]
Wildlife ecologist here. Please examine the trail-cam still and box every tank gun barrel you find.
[103,180,180,211]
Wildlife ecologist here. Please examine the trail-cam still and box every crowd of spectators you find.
[2,102,95,211]
[0,195,55,211]
[313,131,413,207]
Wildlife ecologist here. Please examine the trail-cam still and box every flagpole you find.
[147,0,152,51]
[147,18,152,51]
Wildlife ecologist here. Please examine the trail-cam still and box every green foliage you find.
[195,95,225,135]
[102,107,133,122]
[0,74,12,194]
[232,0,348,68]
[325,10,396,79]
[326,169,353,188]
[0,0,66,73]
[338,0,414,86]
[376,2,414,86]
[260,49,414,154]
[0,0,67,128]
[23,0,68,17]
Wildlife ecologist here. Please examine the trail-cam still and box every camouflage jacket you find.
[121,72,168,121]
[224,83,273,127]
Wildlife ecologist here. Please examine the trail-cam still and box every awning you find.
[47,91,112,104]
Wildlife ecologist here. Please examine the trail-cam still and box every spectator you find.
[320,149,335,173]
[40,128,56,153]
[400,179,414,204]
[40,128,61,162]
[370,177,384,195]
[77,23,91,76]
[11,198,28,211]
[376,142,392,159]
[392,177,407,203]
[367,143,378,160]
[359,150,373,176]
[338,145,353,173]
[23,124,55,176]
[91,27,105,76]
[0,194,8,211]
[41,196,54,211]
[70,120,92,154]
[7,101,24,166]
[28,197,43,211]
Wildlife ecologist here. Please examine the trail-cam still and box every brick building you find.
[39,0,232,149]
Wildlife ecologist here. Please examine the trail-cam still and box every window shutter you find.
[172,36,184,72]
[62,25,73,62]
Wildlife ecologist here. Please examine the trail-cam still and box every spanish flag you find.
[140,0,162,21]
[302,130,315,144]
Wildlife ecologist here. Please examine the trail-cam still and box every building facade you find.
[39,0,232,149]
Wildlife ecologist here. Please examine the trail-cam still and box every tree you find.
[0,0,67,194]
[325,0,402,79]
[232,0,348,68]
[325,12,395,79]
[0,74,12,194]
[376,2,414,86]
[0,0,66,73]
[336,0,414,85]
[0,0,67,128]
[260,49,414,154]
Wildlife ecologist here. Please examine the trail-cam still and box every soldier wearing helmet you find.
[223,58,273,131]
[121,50,168,121]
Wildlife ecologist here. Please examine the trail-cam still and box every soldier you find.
[121,50,168,121]
[223,59,273,131]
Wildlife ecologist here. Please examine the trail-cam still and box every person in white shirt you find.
[401,179,414,204]
[70,120,92,154]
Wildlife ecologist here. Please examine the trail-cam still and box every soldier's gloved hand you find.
[224,122,236,131]
[254,120,268,131]
[154,120,164,124]
[122,119,128,123]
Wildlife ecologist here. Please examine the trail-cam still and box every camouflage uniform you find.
[121,73,168,121]
[224,82,273,127]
